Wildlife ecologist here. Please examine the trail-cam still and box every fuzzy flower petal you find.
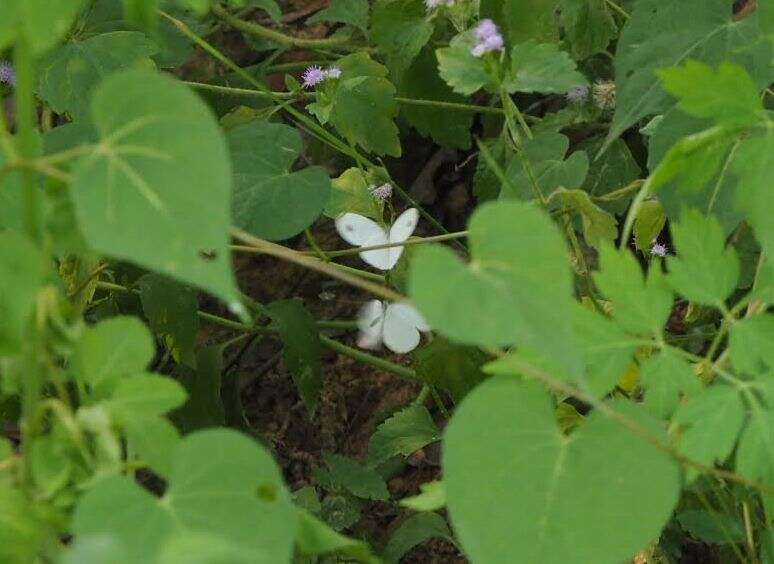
[565,85,589,103]
[325,66,342,79]
[302,65,326,89]
[650,242,668,257]
[471,19,503,57]
[370,183,393,201]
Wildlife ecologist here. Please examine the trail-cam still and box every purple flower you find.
[370,183,393,201]
[566,85,589,103]
[0,61,15,87]
[302,65,326,89]
[650,242,668,258]
[325,66,342,79]
[471,20,504,58]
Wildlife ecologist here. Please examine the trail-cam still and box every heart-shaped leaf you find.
[409,201,582,377]
[443,377,680,563]
[71,69,241,306]
[229,122,331,240]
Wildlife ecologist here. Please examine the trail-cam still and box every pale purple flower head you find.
[471,20,504,57]
[302,65,326,89]
[566,85,589,103]
[650,242,668,258]
[325,66,342,79]
[0,61,15,86]
[370,183,393,201]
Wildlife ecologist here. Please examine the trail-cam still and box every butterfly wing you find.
[382,302,428,354]
[383,208,419,270]
[357,300,385,350]
[335,213,386,246]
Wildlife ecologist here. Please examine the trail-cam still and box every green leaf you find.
[500,0,559,44]
[322,453,389,500]
[231,0,282,22]
[606,0,772,146]
[108,373,188,419]
[0,486,57,563]
[733,130,774,261]
[30,434,71,498]
[371,0,433,80]
[729,315,774,376]
[501,132,588,200]
[367,404,441,465]
[658,61,763,127]
[409,201,582,377]
[0,0,85,54]
[557,188,617,248]
[667,209,739,306]
[571,304,637,397]
[296,508,378,563]
[640,350,700,419]
[677,510,746,544]
[172,346,225,432]
[633,200,666,253]
[73,429,297,562]
[157,532,249,564]
[320,494,361,531]
[306,0,370,34]
[72,316,155,388]
[71,69,242,307]
[324,167,384,220]
[444,377,680,563]
[559,0,617,59]
[594,245,673,337]
[382,512,451,564]
[400,480,445,511]
[504,41,587,94]
[0,232,44,355]
[267,299,324,414]
[577,137,641,216]
[123,415,181,478]
[38,32,158,121]
[139,274,199,368]
[399,47,473,149]
[228,121,331,240]
[675,385,746,480]
[413,337,488,401]
[436,31,494,96]
[123,0,159,32]
[736,388,774,487]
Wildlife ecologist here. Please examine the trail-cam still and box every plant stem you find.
[15,36,40,243]
[211,4,353,49]
[318,335,416,379]
[302,231,469,258]
[604,0,631,19]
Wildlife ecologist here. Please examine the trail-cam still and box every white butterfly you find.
[357,300,430,354]
[335,208,419,271]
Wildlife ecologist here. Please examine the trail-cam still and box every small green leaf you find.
[322,453,389,500]
[504,41,587,94]
[729,315,774,376]
[172,346,225,432]
[108,373,188,419]
[72,317,155,388]
[400,480,445,511]
[0,0,85,54]
[578,137,641,216]
[658,61,762,127]
[382,512,451,564]
[594,245,673,337]
[367,404,441,465]
[122,416,181,478]
[436,31,494,96]
[500,0,558,44]
[371,0,433,80]
[267,299,323,414]
[409,201,582,377]
[0,232,44,355]
[557,188,617,248]
[0,485,57,563]
[229,121,331,241]
[444,377,680,563]
[296,508,377,563]
[307,0,370,34]
[667,209,739,306]
[38,32,158,121]
[139,274,199,367]
[30,434,71,499]
[640,350,700,419]
[675,385,746,481]
[736,387,774,487]
[677,510,746,544]
[413,337,488,401]
[71,69,241,306]
[324,167,383,220]
[733,131,774,262]
[633,200,666,253]
[559,0,617,59]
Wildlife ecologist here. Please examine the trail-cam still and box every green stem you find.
[212,4,353,49]
[15,36,40,243]
[318,335,416,379]
[304,231,469,258]
[604,0,631,19]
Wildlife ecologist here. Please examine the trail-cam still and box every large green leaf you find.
[640,350,700,419]
[501,0,559,44]
[306,0,370,34]
[729,315,774,377]
[72,429,297,562]
[559,0,617,59]
[371,0,432,80]
[0,0,85,54]
[606,0,772,146]
[444,377,680,563]
[382,512,451,564]
[367,404,440,465]
[320,453,389,500]
[733,129,774,260]
[38,32,158,121]
[228,122,331,241]
[666,209,739,307]
[504,41,587,94]
[436,30,495,96]
[71,69,242,307]
[413,337,488,401]
[0,232,44,355]
[409,201,582,377]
